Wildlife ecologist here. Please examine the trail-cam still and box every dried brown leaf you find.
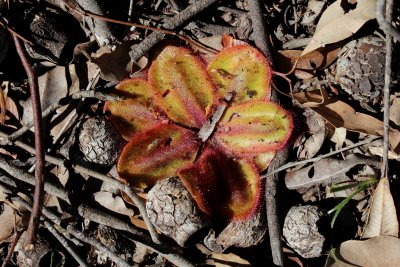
[294,108,326,160]
[294,90,400,152]
[325,235,400,267]
[362,177,399,238]
[390,97,400,126]
[302,0,376,55]
[206,252,252,266]
[277,45,341,79]
[93,191,135,217]
[0,202,20,242]
[285,154,379,190]
[91,41,137,82]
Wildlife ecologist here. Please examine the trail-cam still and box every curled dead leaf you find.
[293,89,400,153]
[362,177,399,238]
[276,44,341,79]
[285,154,379,190]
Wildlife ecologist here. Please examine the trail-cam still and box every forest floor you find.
[0,0,400,266]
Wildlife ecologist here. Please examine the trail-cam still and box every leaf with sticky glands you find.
[117,124,200,189]
[178,147,262,222]
[148,46,217,129]
[215,101,293,157]
[207,44,272,103]
[104,79,167,140]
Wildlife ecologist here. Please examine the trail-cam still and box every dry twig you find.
[0,231,22,267]
[0,91,119,146]
[128,0,220,62]
[381,0,394,178]
[0,130,161,244]
[44,221,88,267]
[248,0,284,265]
[12,33,45,248]
[376,0,400,41]
[0,154,70,202]
[14,197,132,267]
[78,205,195,267]
[262,136,381,179]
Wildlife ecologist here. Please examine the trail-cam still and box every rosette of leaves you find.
[105,44,292,222]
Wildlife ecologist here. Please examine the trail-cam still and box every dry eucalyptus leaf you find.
[330,127,347,148]
[295,108,326,160]
[22,66,68,126]
[0,202,20,242]
[206,252,251,266]
[277,45,341,79]
[302,0,376,55]
[294,89,400,152]
[325,235,400,267]
[91,40,141,82]
[285,154,379,190]
[93,191,135,217]
[301,0,326,26]
[362,177,399,238]
[390,97,400,126]
[1,82,21,128]
[368,146,400,161]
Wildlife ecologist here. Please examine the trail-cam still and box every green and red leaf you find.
[104,79,167,140]
[148,46,216,129]
[118,124,200,189]
[207,44,272,103]
[215,101,293,157]
[178,147,262,222]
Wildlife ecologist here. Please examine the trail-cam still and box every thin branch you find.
[248,0,273,61]
[198,93,233,142]
[262,136,381,179]
[128,0,220,62]
[78,205,195,267]
[265,148,286,266]
[0,91,119,146]
[376,0,400,42]
[0,130,161,244]
[0,154,70,202]
[60,0,219,59]
[0,17,33,45]
[381,0,393,178]
[14,197,132,267]
[247,0,283,265]
[12,33,45,248]
[1,231,22,267]
[44,221,88,267]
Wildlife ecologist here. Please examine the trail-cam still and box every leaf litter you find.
[0,0,399,266]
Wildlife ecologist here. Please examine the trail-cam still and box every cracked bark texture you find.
[283,205,325,258]
[146,177,209,247]
[336,36,399,105]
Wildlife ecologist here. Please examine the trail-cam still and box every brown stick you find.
[12,34,45,248]
[59,0,218,57]
[248,0,284,265]
[381,0,393,178]
[1,231,23,267]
